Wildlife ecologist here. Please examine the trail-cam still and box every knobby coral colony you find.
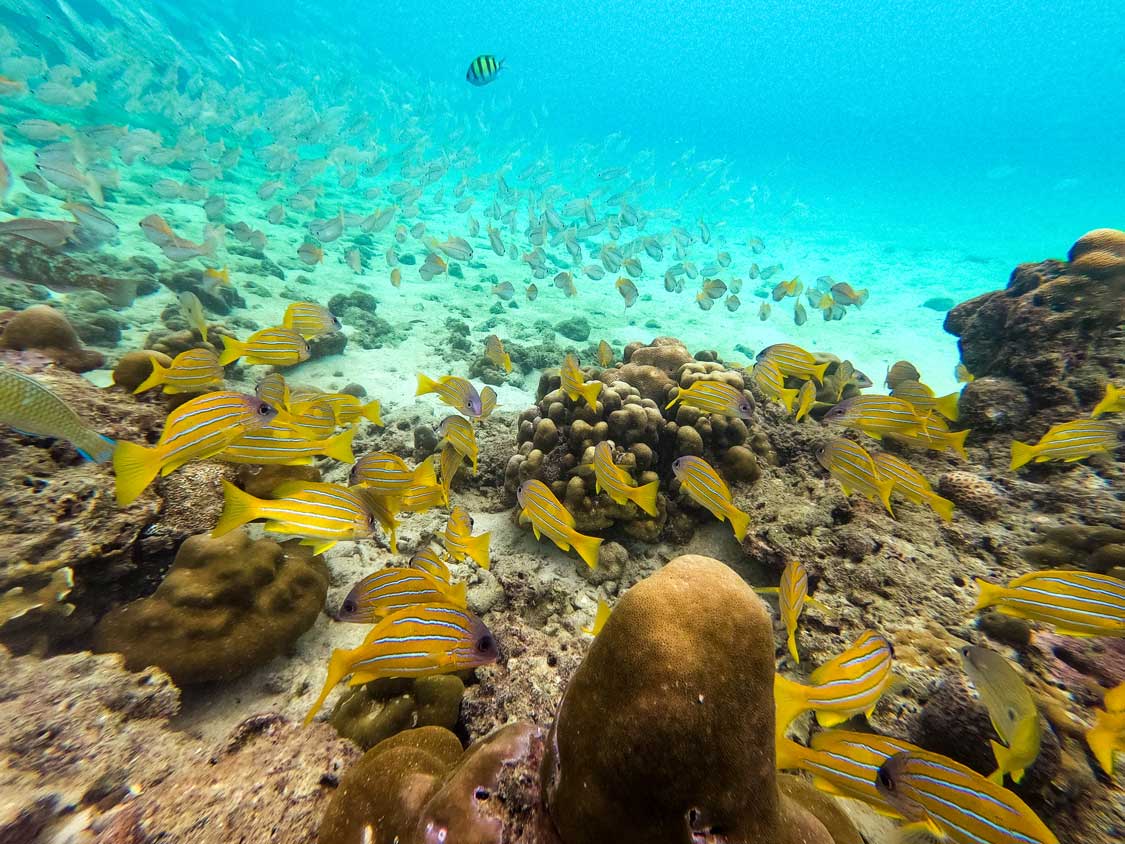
[0,232,1122,844]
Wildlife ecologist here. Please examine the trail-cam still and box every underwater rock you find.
[110,349,173,391]
[541,554,839,844]
[553,316,590,342]
[922,296,956,311]
[328,291,402,349]
[308,328,348,359]
[235,463,321,498]
[957,376,1030,434]
[160,268,245,314]
[58,290,125,346]
[92,531,329,685]
[95,713,358,844]
[0,647,198,842]
[0,236,158,306]
[944,232,1125,433]
[937,471,1004,520]
[1024,524,1125,578]
[330,675,464,750]
[0,304,105,371]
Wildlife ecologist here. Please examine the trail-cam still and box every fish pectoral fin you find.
[531,524,542,541]
[814,710,853,728]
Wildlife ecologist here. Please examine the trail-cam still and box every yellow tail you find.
[578,380,602,409]
[774,672,810,735]
[361,399,382,426]
[413,456,438,487]
[947,427,970,460]
[787,630,800,664]
[726,505,751,541]
[304,647,355,724]
[443,580,468,608]
[132,357,168,394]
[935,391,961,421]
[811,361,830,384]
[112,440,163,506]
[629,480,659,517]
[775,736,810,771]
[570,529,603,570]
[779,385,799,414]
[1009,439,1036,470]
[217,335,245,366]
[877,475,896,517]
[988,740,1022,784]
[1085,725,1118,775]
[468,533,491,570]
[927,493,955,522]
[1091,383,1120,418]
[324,426,357,464]
[971,577,1004,614]
[416,372,438,396]
[212,480,262,537]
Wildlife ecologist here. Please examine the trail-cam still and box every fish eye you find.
[477,634,494,653]
[342,600,355,614]
[258,402,274,415]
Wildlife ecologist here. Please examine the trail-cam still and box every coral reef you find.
[1024,524,1125,578]
[505,338,770,540]
[937,470,1004,520]
[944,229,1125,434]
[542,554,843,844]
[93,531,329,684]
[0,235,158,307]
[110,349,173,391]
[330,675,465,750]
[328,290,402,349]
[0,304,105,371]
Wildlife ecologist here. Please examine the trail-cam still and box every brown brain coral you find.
[937,471,1004,520]
[1067,228,1125,261]
[0,304,104,372]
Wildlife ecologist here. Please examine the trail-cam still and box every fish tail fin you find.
[630,480,659,517]
[780,386,799,414]
[1009,439,1035,470]
[112,440,162,505]
[855,288,869,306]
[787,630,800,663]
[1091,384,1119,418]
[988,741,1010,784]
[217,335,245,366]
[773,673,809,735]
[445,580,468,608]
[324,426,357,464]
[361,399,382,426]
[727,506,750,541]
[579,381,601,409]
[877,475,896,517]
[570,531,603,570]
[416,372,438,396]
[775,736,810,771]
[469,533,491,570]
[928,493,955,522]
[413,456,438,487]
[75,430,115,464]
[811,361,830,384]
[132,357,168,394]
[971,578,1003,614]
[304,647,354,724]
[212,480,260,537]
[935,391,961,421]
[1085,725,1117,775]
[948,427,970,460]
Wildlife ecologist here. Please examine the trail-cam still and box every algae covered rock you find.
[0,304,104,371]
[93,530,328,684]
[1024,524,1125,577]
[330,675,464,750]
[541,554,837,844]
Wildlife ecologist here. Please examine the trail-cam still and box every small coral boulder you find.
[93,530,328,684]
[0,304,104,371]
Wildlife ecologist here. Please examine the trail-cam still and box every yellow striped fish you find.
[113,392,276,505]
[479,386,498,420]
[875,749,1059,844]
[439,443,462,500]
[593,441,659,516]
[416,373,482,417]
[597,340,614,367]
[888,412,971,459]
[890,379,961,421]
[278,399,336,440]
[410,544,454,585]
[355,488,401,554]
[218,326,310,367]
[304,603,498,722]
[774,630,895,731]
[1086,681,1125,775]
[350,451,437,494]
[443,505,490,569]
[1010,418,1118,470]
[775,729,922,814]
[281,301,341,338]
[757,343,830,384]
[561,353,602,409]
[220,424,355,465]
[133,348,223,395]
[816,438,895,516]
[336,566,466,623]
[823,395,924,438]
[439,414,479,472]
[1091,383,1123,418]
[665,379,754,420]
[295,393,382,426]
[484,334,512,373]
[401,482,447,513]
[517,479,603,569]
[873,452,954,521]
[255,372,290,407]
[751,358,799,413]
[795,380,816,422]
[961,645,1041,784]
[671,455,750,540]
[757,560,826,663]
[972,569,1125,638]
[212,479,375,555]
[178,291,208,342]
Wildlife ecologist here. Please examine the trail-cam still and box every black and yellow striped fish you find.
[466,54,505,86]
[972,569,1125,638]
[336,566,466,623]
